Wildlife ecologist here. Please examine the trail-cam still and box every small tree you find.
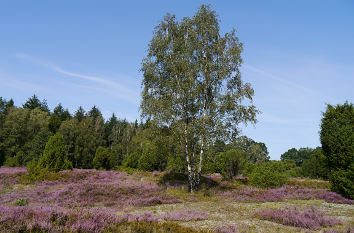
[38,133,72,172]
[141,5,258,192]
[320,102,353,199]
[250,161,289,188]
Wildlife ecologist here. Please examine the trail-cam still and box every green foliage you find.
[38,133,72,172]
[23,130,53,164]
[14,198,29,206]
[166,155,186,173]
[4,152,22,167]
[234,136,270,163]
[88,105,102,119]
[138,141,167,171]
[48,114,61,133]
[72,117,105,168]
[93,146,114,170]
[302,147,328,179]
[74,106,86,122]
[110,143,124,167]
[216,149,246,180]
[123,152,141,169]
[282,160,303,177]
[320,102,353,198]
[22,94,49,113]
[53,103,71,121]
[328,165,354,199]
[280,147,314,166]
[116,166,139,175]
[250,161,289,188]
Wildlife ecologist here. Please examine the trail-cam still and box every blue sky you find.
[0,1,353,159]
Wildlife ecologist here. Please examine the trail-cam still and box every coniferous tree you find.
[74,106,85,122]
[54,103,72,121]
[38,133,72,172]
[23,94,49,113]
[88,105,102,119]
[320,102,353,199]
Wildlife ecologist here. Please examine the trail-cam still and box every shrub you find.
[93,146,114,170]
[320,102,354,199]
[37,133,72,172]
[250,161,289,188]
[123,152,141,168]
[138,141,158,171]
[14,198,29,206]
[4,152,23,167]
[216,149,246,180]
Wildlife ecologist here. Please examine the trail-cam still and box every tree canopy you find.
[141,5,258,191]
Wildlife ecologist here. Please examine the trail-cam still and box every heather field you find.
[0,167,353,233]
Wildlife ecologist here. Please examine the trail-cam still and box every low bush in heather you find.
[161,210,209,221]
[254,206,342,230]
[14,198,28,206]
[249,161,289,188]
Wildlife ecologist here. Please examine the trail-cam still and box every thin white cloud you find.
[243,64,319,96]
[13,53,139,103]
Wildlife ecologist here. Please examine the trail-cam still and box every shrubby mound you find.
[249,161,289,188]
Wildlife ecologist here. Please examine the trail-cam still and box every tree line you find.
[0,95,269,172]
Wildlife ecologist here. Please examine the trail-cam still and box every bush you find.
[138,141,158,171]
[4,152,22,167]
[216,149,246,180]
[14,198,29,206]
[250,161,289,188]
[123,152,141,168]
[320,102,354,198]
[93,146,114,170]
[38,133,72,172]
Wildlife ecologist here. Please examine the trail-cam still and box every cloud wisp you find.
[14,53,139,104]
[243,64,320,96]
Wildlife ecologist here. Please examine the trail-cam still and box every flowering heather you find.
[0,205,158,233]
[219,185,354,204]
[161,210,209,221]
[254,206,342,230]
[0,166,27,174]
[0,166,27,187]
[0,168,181,208]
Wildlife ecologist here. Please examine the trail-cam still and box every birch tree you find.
[141,5,258,192]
